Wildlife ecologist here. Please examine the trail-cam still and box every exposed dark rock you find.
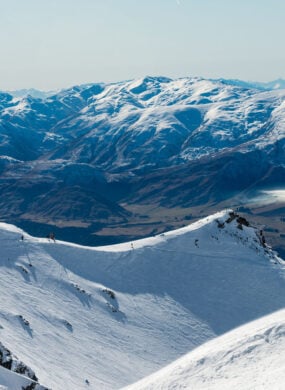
[216,220,225,229]
[0,341,49,386]
[102,288,116,300]
[236,216,250,227]
[18,315,30,327]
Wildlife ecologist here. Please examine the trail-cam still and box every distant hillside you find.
[0,76,284,248]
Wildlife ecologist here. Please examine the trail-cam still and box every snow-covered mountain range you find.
[1,76,285,168]
[0,210,285,389]
[0,76,284,249]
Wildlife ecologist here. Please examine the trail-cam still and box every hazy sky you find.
[0,0,284,90]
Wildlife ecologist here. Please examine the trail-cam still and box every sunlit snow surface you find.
[123,309,285,390]
[0,210,285,389]
[0,366,46,390]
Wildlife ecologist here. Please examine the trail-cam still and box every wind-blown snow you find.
[123,309,285,390]
[0,210,285,389]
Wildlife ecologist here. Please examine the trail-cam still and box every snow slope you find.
[0,211,285,389]
[0,366,47,390]
[123,308,285,390]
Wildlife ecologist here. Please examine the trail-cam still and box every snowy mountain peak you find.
[6,88,55,100]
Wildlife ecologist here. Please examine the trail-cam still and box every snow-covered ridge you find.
[123,308,285,390]
[0,366,48,390]
[0,210,285,389]
[0,210,279,258]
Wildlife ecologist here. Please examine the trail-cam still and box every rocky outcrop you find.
[0,342,50,389]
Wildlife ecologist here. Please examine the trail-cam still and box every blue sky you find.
[0,0,284,89]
